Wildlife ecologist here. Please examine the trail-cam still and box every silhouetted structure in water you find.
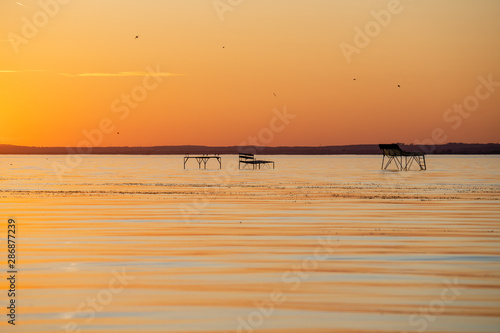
[379,144,426,171]
[184,154,221,169]
[239,153,274,170]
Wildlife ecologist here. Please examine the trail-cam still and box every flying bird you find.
[273,93,277,97]
[353,78,356,80]
[135,35,139,39]
[398,85,400,88]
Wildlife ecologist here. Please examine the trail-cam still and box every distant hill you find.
[0,143,499,155]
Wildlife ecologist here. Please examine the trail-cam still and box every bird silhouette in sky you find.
[135,35,139,39]
[353,78,356,80]
[398,85,400,88]
[273,93,277,97]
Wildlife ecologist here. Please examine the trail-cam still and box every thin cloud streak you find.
[0,70,181,77]
[60,71,181,77]
[0,69,48,73]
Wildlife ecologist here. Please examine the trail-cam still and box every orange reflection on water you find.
[0,155,499,332]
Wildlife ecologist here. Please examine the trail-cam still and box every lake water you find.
[1,155,499,333]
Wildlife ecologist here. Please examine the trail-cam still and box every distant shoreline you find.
[1,143,499,155]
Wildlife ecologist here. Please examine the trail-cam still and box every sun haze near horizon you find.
[1,0,499,148]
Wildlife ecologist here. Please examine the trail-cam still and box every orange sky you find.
[1,0,499,147]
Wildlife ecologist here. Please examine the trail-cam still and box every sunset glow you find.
[1,0,499,147]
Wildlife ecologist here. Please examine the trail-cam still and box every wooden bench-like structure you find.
[239,153,275,170]
[184,154,221,169]
[379,144,426,171]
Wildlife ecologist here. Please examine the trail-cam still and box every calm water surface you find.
[1,155,499,333]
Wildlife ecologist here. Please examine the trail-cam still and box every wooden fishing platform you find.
[239,153,275,170]
[379,144,426,171]
[183,154,222,169]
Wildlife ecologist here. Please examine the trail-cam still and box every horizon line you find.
[1,142,499,149]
